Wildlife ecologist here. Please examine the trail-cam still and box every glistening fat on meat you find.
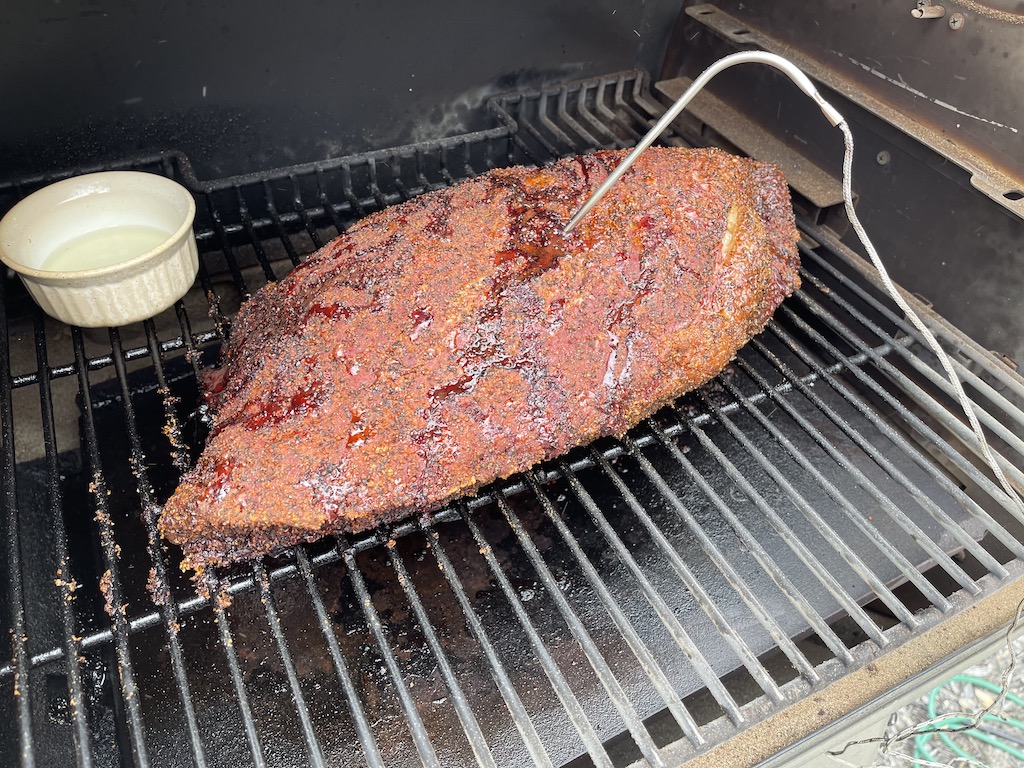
[158,147,801,573]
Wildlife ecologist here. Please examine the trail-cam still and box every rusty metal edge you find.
[629,570,1024,768]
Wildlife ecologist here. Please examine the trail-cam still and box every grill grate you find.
[2,70,1024,767]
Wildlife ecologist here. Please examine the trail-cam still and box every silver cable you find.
[838,120,1024,519]
[565,50,1024,519]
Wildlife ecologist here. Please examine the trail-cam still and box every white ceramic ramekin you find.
[0,171,199,328]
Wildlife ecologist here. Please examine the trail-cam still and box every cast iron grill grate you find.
[2,70,1023,767]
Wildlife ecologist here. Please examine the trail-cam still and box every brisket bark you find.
[159,147,801,572]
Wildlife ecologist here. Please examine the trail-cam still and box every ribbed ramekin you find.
[0,171,198,328]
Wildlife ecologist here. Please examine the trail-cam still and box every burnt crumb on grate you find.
[157,386,189,472]
[98,570,114,619]
[146,567,169,607]
[214,582,232,609]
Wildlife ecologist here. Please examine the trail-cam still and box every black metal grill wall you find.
[0,0,681,182]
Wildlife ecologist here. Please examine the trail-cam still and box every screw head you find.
[949,12,965,29]
[876,150,891,166]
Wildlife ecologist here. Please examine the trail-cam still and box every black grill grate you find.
[2,70,1024,767]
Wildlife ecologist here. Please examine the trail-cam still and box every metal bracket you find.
[687,3,1024,221]
[654,75,845,214]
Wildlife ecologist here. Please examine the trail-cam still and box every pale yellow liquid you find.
[41,225,171,271]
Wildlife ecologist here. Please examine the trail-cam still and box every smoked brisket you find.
[159,147,801,572]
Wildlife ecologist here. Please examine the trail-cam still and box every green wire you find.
[912,674,1024,765]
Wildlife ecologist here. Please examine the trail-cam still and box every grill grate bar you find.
[143,320,189,472]
[343,546,442,768]
[775,305,1022,525]
[791,257,1024,538]
[71,328,152,768]
[234,186,281,282]
[205,195,251,300]
[365,158,389,210]
[624,430,856,664]
[421,523,552,766]
[261,180,305,269]
[595,78,646,141]
[340,164,368,218]
[506,129,545,170]
[174,301,210,381]
[386,545,499,768]
[629,74,670,123]
[33,309,95,766]
[792,267,1024,489]
[0,158,153,199]
[441,141,464,179]
[193,248,231,339]
[573,85,627,149]
[522,470,713,738]
[413,150,434,190]
[289,175,326,249]
[792,290,1024,494]
[790,255,1023,492]
[460,137,481,177]
[677,413,889,647]
[745,334,988,590]
[1,266,36,768]
[293,548,386,768]
[207,578,268,768]
[711,371,945,615]
[0,512,438,679]
[460,504,615,768]
[494,492,668,767]
[151,185,402,241]
[441,140,465,180]
[537,94,575,155]
[621,77,662,132]
[799,225,1024,401]
[314,167,349,235]
[109,325,209,765]
[583,449,821,685]
[768,309,1022,565]
[553,88,607,150]
[690,387,916,625]
[800,246,1024,437]
[170,117,515,197]
[11,329,221,390]
[515,96,562,163]
[252,561,328,768]
[388,155,415,202]
[3,601,196,676]
[953,342,1024,402]
[741,342,978,606]
[954,343,1024,401]
[848,310,1024,453]
[541,461,786,712]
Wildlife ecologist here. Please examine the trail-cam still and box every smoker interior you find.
[3,37,1024,768]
